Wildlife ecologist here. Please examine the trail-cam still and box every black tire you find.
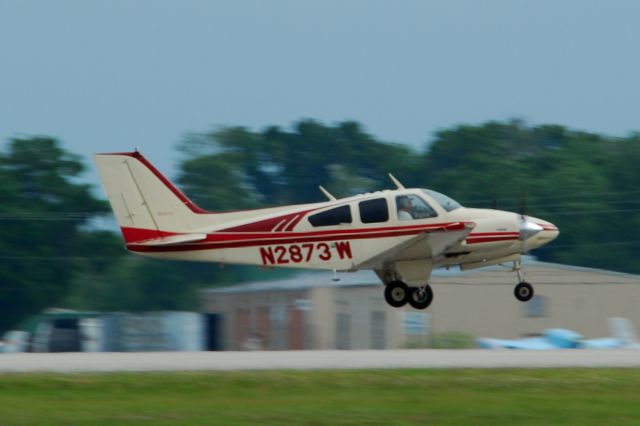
[514,281,534,302]
[408,285,433,310]
[384,280,409,307]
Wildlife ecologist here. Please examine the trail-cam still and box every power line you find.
[524,200,640,209]
[539,240,640,249]
[0,256,119,261]
[3,239,640,261]
[466,198,640,209]
[462,188,640,205]
[542,208,640,216]
[461,199,640,214]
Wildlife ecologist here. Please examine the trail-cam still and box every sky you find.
[2,0,640,187]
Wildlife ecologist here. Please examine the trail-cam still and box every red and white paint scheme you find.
[94,151,559,309]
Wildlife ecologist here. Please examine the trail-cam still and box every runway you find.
[1,349,640,373]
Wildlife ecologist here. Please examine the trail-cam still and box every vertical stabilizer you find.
[94,152,208,243]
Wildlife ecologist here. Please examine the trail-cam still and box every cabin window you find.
[396,194,438,220]
[421,189,461,212]
[308,205,352,227]
[359,198,389,223]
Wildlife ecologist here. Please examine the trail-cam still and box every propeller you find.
[519,187,527,218]
[517,188,543,253]
[491,186,498,210]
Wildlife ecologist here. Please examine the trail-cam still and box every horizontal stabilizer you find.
[131,233,208,246]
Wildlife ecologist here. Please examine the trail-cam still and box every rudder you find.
[94,151,205,243]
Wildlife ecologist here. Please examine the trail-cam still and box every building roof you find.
[203,258,640,294]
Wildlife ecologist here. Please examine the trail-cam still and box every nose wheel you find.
[384,280,433,309]
[513,260,535,302]
[514,281,534,302]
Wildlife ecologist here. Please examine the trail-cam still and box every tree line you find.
[1,119,639,331]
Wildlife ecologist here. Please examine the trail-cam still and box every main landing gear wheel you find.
[514,281,534,302]
[384,280,409,307]
[408,285,433,310]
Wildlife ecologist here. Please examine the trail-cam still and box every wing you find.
[475,337,557,350]
[355,222,475,270]
[129,233,208,246]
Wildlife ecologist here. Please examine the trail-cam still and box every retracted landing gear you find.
[384,281,434,309]
[513,260,534,302]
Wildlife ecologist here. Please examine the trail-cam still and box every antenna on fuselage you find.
[319,185,336,201]
[388,173,405,190]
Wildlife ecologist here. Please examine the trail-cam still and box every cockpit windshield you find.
[421,189,462,212]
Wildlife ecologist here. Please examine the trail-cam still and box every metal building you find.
[23,310,206,352]
[201,260,640,350]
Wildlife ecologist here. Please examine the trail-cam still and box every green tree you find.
[6,119,639,328]
[0,138,109,331]
[177,120,420,208]
[420,121,640,272]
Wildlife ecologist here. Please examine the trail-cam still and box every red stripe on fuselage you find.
[274,214,299,232]
[466,236,519,244]
[142,222,467,243]
[285,214,305,231]
[121,227,171,243]
[127,228,428,252]
[272,219,288,232]
[223,210,314,233]
[124,222,484,253]
[224,214,295,232]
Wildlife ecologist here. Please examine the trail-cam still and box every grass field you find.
[1,369,640,425]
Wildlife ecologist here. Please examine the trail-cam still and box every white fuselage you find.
[127,189,558,274]
[94,152,558,290]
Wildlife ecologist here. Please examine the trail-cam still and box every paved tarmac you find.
[1,349,640,373]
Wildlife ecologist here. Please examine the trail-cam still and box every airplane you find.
[476,318,640,350]
[94,150,559,310]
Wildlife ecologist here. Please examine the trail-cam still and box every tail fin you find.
[93,151,209,243]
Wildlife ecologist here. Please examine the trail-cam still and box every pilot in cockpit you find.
[396,196,414,221]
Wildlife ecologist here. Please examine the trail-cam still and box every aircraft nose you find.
[527,217,559,244]
[519,220,543,241]
[542,221,560,242]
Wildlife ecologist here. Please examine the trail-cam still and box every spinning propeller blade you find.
[517,188,542,253]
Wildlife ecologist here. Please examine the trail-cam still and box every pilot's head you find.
[398,196,412,211]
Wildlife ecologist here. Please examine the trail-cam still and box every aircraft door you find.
[357,197,395,266]
[304,204,360,270]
